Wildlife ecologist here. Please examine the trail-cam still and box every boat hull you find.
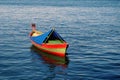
[30,40,68,57]
[29,25,69,57]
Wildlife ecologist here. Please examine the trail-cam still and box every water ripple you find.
[0,4,120,80]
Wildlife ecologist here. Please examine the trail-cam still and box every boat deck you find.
[48,40,63,44]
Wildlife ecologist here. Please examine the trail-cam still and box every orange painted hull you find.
[31,40,68,57]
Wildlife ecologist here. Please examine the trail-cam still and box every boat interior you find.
[31,30,65,44]
[31,31,42,37]
[45,32,64,44]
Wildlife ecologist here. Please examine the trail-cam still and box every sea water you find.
[0,0,120,80]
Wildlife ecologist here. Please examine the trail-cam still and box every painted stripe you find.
[34,42,66,53]
[41,43,68,49]
[32,40,66,53]
[31,40,67,57]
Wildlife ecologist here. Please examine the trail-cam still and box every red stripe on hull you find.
[42,43,68,48]
[31,40,68,57]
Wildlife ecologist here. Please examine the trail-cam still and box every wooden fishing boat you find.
[29,24,69,57]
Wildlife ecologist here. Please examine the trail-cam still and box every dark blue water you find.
[0,0,120,80]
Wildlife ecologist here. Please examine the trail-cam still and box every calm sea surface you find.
[0,0,120,80]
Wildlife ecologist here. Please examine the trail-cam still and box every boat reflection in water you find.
[30,45,69,79]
